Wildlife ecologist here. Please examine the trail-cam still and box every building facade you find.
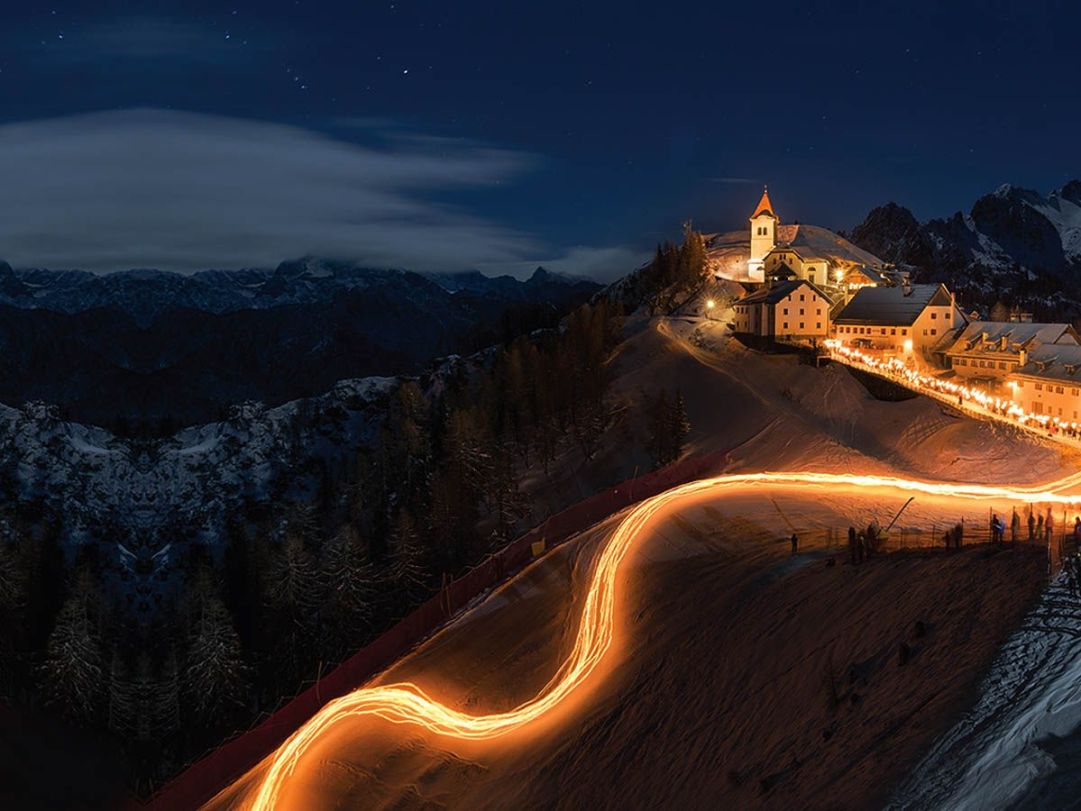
[732,279,833,343]
[1007,344,1081,421]
[832,283,963,356]
[947,321,1080,385]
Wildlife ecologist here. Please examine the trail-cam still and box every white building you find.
[832,282,965,356]
[1008,344,1081,420]
[742,187,892,291]
[947,321,1080,385]
[732,279,833,343]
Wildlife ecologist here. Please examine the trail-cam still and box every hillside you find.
[205,308,1070,810]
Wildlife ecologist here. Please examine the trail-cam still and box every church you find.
[736,187,896,293]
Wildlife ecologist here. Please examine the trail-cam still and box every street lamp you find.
[706,299,716,320]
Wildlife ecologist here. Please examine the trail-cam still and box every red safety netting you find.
[146,449,726,810]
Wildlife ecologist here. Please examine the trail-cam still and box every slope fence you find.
[144,448,729,811]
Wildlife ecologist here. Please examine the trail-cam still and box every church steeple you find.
[748,185,777,281]
[751,185,777,220]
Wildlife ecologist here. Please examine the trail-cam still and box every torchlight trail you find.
[241,469,1081,810]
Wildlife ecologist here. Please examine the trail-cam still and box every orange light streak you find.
[242,469,1081,810]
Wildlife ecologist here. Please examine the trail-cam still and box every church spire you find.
[751,185,776,219]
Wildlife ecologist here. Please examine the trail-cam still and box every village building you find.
[731,278,833,344]
[831,282,965,356]
[742,187,893,293]
[946,321,1080,385]
[1007,344,1081,421]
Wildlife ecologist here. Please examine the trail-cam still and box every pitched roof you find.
[1013,344,1081,384]
[834,283,952,326]
[774,223,887,269]
[751,187,776,219]
[947,321,1079,356]
[739,279,833,306]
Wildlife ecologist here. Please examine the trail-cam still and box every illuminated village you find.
[719,188,1081,440]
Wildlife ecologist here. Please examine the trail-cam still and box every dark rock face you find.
[969,186,1066,275]
[849,181,1081,314]
[849,203,935,270]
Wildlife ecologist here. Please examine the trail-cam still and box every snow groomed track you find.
[239,469,1081,811]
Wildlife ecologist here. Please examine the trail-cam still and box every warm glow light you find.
[903,338,914,353]
[239,467,1081,811]
[825,339,1068,435]
[706,299,716,310]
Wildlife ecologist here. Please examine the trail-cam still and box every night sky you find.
[0,1,1077,277]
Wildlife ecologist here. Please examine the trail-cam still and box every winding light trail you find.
[241,469,1081,811]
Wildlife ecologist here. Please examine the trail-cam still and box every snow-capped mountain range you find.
[0,258,599,430]
[0,257,596,324]
[850,180,1081,311]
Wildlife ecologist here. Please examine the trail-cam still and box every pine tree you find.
[646,389,672,468]
[388,511,429,612]
[669,390,691,462]
[321,526,377,651]
[183,596,249,723]
[41,593,104,722]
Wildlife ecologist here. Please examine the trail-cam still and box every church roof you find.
[751,187,776,219]
[834,283,953,326]
[774,224,887,269]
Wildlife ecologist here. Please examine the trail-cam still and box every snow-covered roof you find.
[775,224,887,269]
[947,321,1079,356]
[1013,344,1081,384]
[834,283,953,326]
[739,279,834,306]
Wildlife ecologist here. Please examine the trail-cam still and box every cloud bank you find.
[0,108,612,276]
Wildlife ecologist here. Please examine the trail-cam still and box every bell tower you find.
[748,186,777,280]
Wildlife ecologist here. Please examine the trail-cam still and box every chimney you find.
[902,279,912,296]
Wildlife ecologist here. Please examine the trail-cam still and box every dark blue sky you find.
[0,1,1077,276]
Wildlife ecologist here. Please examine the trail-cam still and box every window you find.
[800,294,805,302]
[955,359,965,366]
[783,322,789,330]
[1073,388,1079,397]
[817,308,822,316]
[799,322,805,330]
[1036,383,1043,391]
[891,328,897,335]
[817,322,822,329]
[923,329,928,336]
[945,311,952,321]
[1057,386,1065,394]
[799,308,805,316]
[881,328,887,335]
[901,329,907,335]
[999,362,1007,370]
[783,308,789,315]
[931,312,937,320]
[931,329,937,336]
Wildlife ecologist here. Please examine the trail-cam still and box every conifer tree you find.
[321,526,377,651]
[183,596,249,723]
[41,592,104,722]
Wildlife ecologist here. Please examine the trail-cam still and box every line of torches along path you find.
[230,468,1081,810]
[825,339,1081,445]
